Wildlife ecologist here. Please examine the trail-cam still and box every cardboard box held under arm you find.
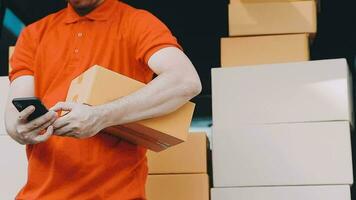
[65,66,195,152]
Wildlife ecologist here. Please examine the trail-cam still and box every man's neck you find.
[74,0,105,16]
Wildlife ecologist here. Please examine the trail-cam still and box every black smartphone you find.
[12,97,49,121]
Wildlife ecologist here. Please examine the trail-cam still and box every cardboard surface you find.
[221,34,309,67]
[9,46,15,73]
[66,66,195,151]
[212,59,353,125]
[147,132,208,174]
[0,77,10,135]
[146,174,209,200]
[212,121,353,187]
[229,1,317,36]
[231,0,316,2]
[211,185,351,200]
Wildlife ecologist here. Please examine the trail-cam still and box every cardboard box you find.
[221,34,309,67]
[146,174,209,200]
[231,0,316,2]
[65,66,195,152]
[0,77,10,135]
[212,121,353,187]
[147,132,208,174]
[211,185,351,200]
[229,1,317,36]
[212,59,353,125]
[9,46,14,73]
[0,135,27,199]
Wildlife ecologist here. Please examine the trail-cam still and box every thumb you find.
[32,126,54,144]
[50,102,75,112]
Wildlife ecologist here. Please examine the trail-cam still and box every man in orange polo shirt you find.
[4,0,202,199]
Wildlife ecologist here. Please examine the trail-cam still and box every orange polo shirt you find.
[9,0,181,199]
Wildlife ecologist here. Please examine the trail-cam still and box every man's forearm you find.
[96,71,201,128]
[5,76,35,135]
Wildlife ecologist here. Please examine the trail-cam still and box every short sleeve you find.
[9,26,38,82]
[131,10,183,65]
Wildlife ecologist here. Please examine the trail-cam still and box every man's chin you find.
[68,0,91,9]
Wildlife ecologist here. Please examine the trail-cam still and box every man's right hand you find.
[8,105,57,145]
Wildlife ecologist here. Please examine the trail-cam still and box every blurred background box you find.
[0,77,9,135]
[229,1,317,36]
[221,34,309,67]
[147,132,209,174]
[211,185,351,200]
[212,121,353,187]
[146,174,209,200]
[0,135,27,199]
[212,59,352,125]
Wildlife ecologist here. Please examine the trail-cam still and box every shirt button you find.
[74,49,79,53]
[77,32,83,37]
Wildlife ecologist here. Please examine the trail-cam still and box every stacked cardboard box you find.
[212,186,351,200]
[222,0,317,67]
[211,59,353,199]
[146,133,210,200]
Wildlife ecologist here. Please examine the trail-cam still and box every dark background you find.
[1,0,356,196]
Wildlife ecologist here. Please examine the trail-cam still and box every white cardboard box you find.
[212,59,353,125]
[212,121,353,187]
[211,185,351,200]
[0,135,27,199]
[0,77,10,135]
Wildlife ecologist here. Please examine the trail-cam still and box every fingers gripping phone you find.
[12,97,49,121]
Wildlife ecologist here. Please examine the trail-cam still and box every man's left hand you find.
[50,102,106,139]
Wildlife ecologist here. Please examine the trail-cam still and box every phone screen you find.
[12,97,49,121]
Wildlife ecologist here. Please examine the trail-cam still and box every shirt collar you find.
[65,0,117,24]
